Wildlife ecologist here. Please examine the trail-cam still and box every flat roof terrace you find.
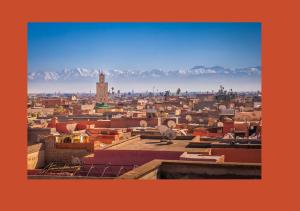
[106,138,211,154]
[103,137,261,163]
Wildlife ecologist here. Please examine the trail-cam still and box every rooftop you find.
[95,102,110,109]
[106,137,211,153]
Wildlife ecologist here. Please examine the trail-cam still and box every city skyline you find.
[28,66,261,93]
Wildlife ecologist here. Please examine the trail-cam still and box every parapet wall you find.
[28,151,45,169]
[94,118,160,128]
[119,160,261,179]
[44,138,91,163]
[45,148,90,163]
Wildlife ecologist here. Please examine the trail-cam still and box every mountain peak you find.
[28,65,261,82]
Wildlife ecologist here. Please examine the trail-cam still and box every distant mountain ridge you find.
[28,66,261,82]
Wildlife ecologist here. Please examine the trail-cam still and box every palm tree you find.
[176,88,181,96]
[111,87,114,96]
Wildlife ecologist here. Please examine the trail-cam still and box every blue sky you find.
[28,22,261,72]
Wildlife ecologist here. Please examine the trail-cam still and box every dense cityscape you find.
[27,71,261,179]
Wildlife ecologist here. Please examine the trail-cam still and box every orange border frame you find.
[1,0,299,210]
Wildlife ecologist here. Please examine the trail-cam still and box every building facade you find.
[96,72,108,103]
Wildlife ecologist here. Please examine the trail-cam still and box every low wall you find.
[55,142,93,152]
[157,161,261,179]
[119,160,261,179]
[27,143,45,169]
[211,148,261,163]
[27,150,45,169]
[45,148,90,163]
[44,140,90,163]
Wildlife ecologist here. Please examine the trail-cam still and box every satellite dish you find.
[203,107,210,111]
[140,120,148,127]
[165,129,177,140]
[158,125,168,134]
[71,156,81,165]
[219,105,226,110]
[198,118,204,123]
[158,125,176,144]
[224,117,233,122]
[186,115,192,122]
[217,121,224,127]
[66,123,77,133]
[167,120,176,129]
[223,133,235,139]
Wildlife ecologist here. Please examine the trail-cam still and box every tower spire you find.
[96,70,108,103]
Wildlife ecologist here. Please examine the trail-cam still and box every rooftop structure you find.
[96,72,108,103]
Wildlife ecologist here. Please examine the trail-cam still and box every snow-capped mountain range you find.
[28,66,261,82]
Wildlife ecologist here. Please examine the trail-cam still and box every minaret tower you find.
[96,71,108,103]
[99,71,105,83]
